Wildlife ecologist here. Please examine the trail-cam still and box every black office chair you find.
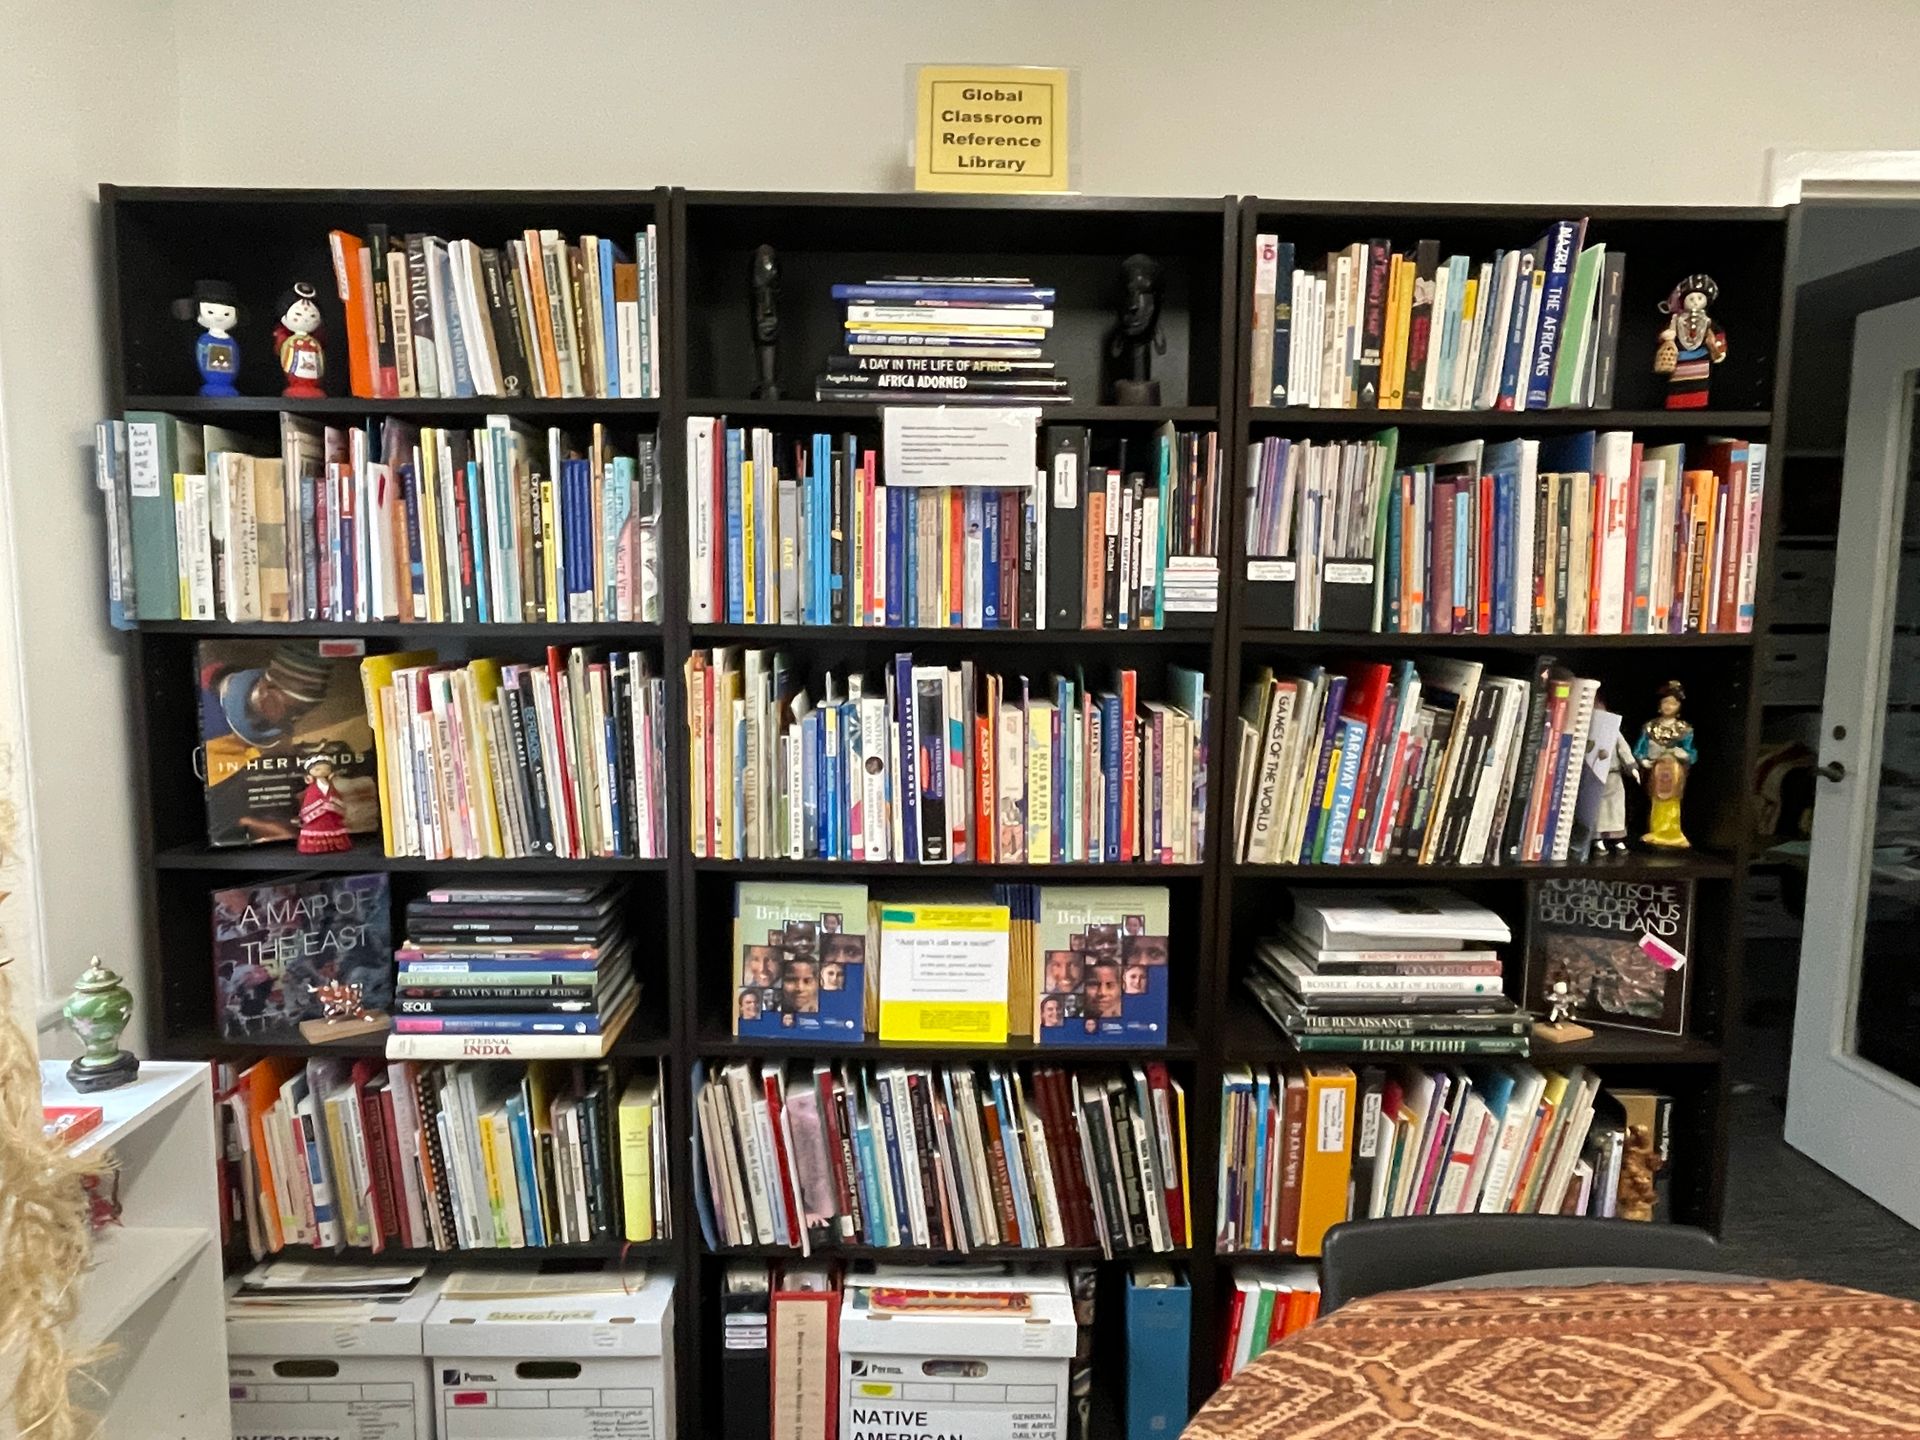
[1319,1215,1724,1314]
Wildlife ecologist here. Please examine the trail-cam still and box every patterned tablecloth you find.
[1184,1280,1920,1439]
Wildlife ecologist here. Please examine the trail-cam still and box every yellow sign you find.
[914,65,1071,193]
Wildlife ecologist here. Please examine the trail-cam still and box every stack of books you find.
[692,1059,1189,1255]
[1244,888,1524,1059]
[328,224,662,401]
[684,421,1219,630]
[685,650,1208,865]
[216,1053,668,1255]
[1247,221,1622,412]
[106,413,661,626]
[361,649,669,861]
[1233,653,1623,867]
[814,276,1070,404]
[1217,1062,1671,1244]
[387,883,639,1060]
[1220,1266,1320,1380]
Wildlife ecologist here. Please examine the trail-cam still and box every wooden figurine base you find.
[299,1011,391,1043]
[1533,1019,1596,1045]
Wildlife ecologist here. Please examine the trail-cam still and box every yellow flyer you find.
[914,65,1071,194]
[877,903,1011,1043]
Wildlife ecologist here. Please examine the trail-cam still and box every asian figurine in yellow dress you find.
[1635,680,1697,848]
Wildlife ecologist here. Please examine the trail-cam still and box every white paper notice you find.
[883,406,1039,488]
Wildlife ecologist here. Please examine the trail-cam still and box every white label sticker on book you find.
[1052,451,1077,509]
[1317,1086,1347,1152]
[1324,560,1375,585]
[1247,559,1296,582]
[127,422,161,499]
[884,406,1039,489]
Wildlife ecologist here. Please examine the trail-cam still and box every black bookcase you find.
[101,185,1791,1432]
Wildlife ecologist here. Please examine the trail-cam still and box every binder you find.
[722,1263,773,1440]
[772,1264,840,1440]
[1125,1263,1191,1440]
[1296,1063,1357,1257]
[1044,425,1089,628]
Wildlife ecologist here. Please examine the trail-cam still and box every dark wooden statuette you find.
[1109,253,1166,405]
[750,243,781,400]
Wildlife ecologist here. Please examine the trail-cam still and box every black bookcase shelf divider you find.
[104,186,1790,1433]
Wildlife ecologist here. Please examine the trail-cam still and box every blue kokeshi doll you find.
[172,279,243,397]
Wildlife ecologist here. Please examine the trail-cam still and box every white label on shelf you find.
[1325,561,1375,585]
[884,407,1039,489]
[1247,559,1296,582]
[1317,1086,1348,1153]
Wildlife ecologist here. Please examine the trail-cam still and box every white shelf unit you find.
[31,1060,228,1438]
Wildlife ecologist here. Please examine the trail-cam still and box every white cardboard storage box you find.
[226,1274,443,1440]
[839,1267,1076,1440]
[424,1269,676,1440]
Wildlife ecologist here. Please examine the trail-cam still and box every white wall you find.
[0,1,180,1047]
[170,0,1920,202]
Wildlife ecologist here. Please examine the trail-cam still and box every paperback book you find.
[733,882,869,1040]
[1027,885,1171,1046]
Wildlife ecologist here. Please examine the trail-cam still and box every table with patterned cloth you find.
[1184,1279,1920,1440]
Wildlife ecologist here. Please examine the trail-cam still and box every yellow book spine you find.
[466,659,507,857]
[740,459,757,624]
[1175,1081,1192,1248]
[619,1098,655,1241]
[322,1097,365,1247]
[418,436,444,622]
[541,476,561,620]
[1296,1063,1356,1256]
[174,472,191,616]
[475,1112,509,1247]
[1381,258,1410,409]
[1025,704,1053,863]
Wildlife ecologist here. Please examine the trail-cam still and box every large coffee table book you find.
[101,186,1787,1434]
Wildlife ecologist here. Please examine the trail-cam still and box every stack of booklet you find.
[1245,887,1527,1057]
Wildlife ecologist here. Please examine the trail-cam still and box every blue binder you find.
[1125,1265,1191,1440]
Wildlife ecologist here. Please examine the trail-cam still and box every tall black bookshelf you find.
[102,185,1791,1433]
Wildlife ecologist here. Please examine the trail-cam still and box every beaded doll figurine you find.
[1654,274,1726,409]
[1636,680,1698,848]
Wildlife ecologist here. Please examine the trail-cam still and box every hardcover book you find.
[1034,886,1171,1046]
[211,872,393,1037]
[196,639,378,847]
[732,882,868,1040]
[1526,877,1692,1033]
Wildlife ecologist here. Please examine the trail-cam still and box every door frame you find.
[1784,294,1920,1228]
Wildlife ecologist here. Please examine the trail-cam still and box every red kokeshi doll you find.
[296,755,354,854]
[274,282,327,398]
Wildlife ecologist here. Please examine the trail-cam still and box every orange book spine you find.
[522,229,563,399]
[328,230,375,399]
[974,713,995,862]
[1295,1063,1356,1256]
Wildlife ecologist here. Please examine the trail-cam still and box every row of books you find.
[686,650,1209,865]
[728,881,1173,1050]
[110,413,661,626]
[1247,430,1766,636]
[692,1059,1190,1256]
[1232,653,1624,867]
[359,648,669,862]
[327,224,662,401]
[1247,222,1623,411]
[815,276,1071,403]
[1247,887,1525,1058]
[216,1054,669,1258]
[685,422,1221,629]
[1220,1266,1321,1381]
[1217,1062,1671,1254]
[388,883,639,1062]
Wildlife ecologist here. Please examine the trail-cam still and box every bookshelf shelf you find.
[688,398,1217,424]
[108,187,1788,1431]
[257,1238,661,1262]
[1248,406,1771,431]
[1237,628,1757,651]
[1230,850,1737,881]
[690,623,1213,647]
[694,1019,1200,1064]
[704,1242,1175,1262]
[123,394,664,418]
[153,839,671,873]
[690,858,1209,879]
[138,620,665,640]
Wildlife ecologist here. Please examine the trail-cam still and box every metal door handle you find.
[1815,760,1847,783]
